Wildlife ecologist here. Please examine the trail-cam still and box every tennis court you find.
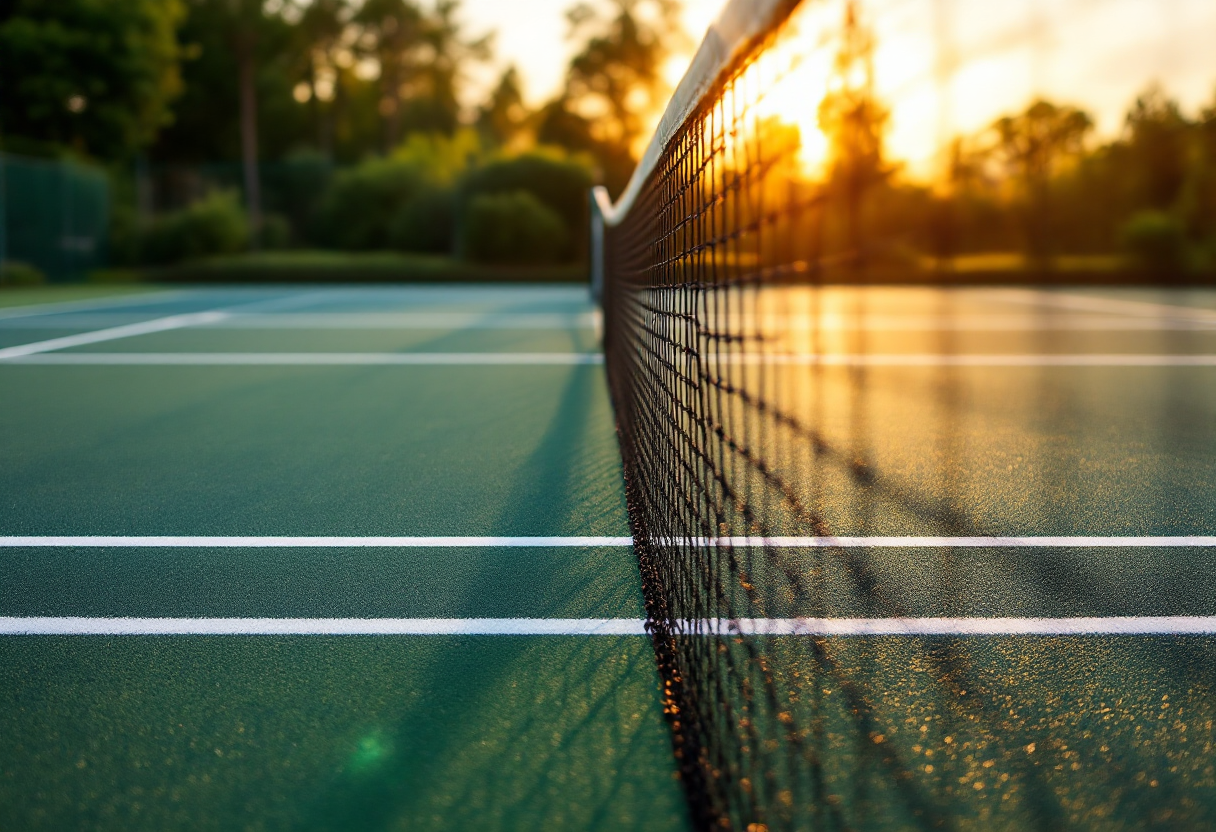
[0,285,687,830]
[2,283,1215,829]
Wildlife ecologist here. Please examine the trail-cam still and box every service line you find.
[1,352,605,366]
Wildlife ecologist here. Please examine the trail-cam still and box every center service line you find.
[2,536,1214,548]
[3,616,1216,636]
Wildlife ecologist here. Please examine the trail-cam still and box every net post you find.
[589,186,612,305]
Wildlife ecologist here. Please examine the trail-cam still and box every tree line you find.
[0,0,681,264]
[4,0,1214,277]
[803,5,1216,279]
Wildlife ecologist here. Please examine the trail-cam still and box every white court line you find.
[215,312,599,330]
[691,536,1216,547]
[996,289,1216,324]
[726,354,1216,367]
[2,616,1215,636]
[0,617,648,635]
[714,616,1216,636]
[757,315,1216,332]
[1,352,605,366]
[0,312,231,359]
[7,313,1216,332]
[0,291,352,359]
[0,536,634,547]
[2,535,1214,548]
[5,352,1214,367]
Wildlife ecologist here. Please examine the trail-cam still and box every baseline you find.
[3,535,1214,548]
[3,616,1216,636]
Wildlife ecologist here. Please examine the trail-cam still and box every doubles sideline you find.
[2,616,1215,636]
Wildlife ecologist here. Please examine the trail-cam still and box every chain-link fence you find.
[1,153,110,281]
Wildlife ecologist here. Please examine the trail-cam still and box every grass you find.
[110,250,589,284]
[0,283,164,310]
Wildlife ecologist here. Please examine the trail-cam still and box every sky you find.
[456,0,722,106]
[455,0,1216,177]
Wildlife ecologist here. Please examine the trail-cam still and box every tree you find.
[1191,92,1216,242]
[355,0,425,151]
[228,0,269,235]
[817,0,892,257]
[152,0,305,164]
[296,0,351,157]
[409,0,492,135]
[990,99,1092,260]
[477,66,530,147]
[538,0,684,193]
[1122,84,1191,212]
[0,0,185,159]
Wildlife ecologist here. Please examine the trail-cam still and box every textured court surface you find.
[0,286,687,831]
[2,284,1216,829]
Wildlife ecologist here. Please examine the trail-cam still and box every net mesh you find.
[601,2,917,829]
[599,0,1214,828]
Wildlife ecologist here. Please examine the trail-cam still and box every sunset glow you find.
[637,0,1216,182]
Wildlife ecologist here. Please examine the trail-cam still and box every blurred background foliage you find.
[0,0,1214,281]
[0,0,674,279]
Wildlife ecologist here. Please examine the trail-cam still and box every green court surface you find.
[2,285,1216,829]
[0,285,686,831]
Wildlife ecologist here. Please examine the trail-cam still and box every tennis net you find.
[591,0,1216,828]
[594,0,922,829]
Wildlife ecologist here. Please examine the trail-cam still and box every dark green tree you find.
[990,99,1092,260]
[406,0,492,136]
[296,0,351,158]
[538,0,683,193]
[1192,93,1216,244]
[818,0,892,256]
[0,0,185,158]
[477,66,530,147]
[1121,84,1192,212]
[355,0,425,151]
[153,0,305,163]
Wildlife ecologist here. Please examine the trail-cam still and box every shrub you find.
[259,213,293,250]
[264,151,333,245]
[392,129,484,183]
[1119,210,1188,272]
[390,187,456,254]
[461,190,568,265]
[142,190,250,265]
[458,149,594,261]
[313,158,434,250]
[0,261,46,286]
